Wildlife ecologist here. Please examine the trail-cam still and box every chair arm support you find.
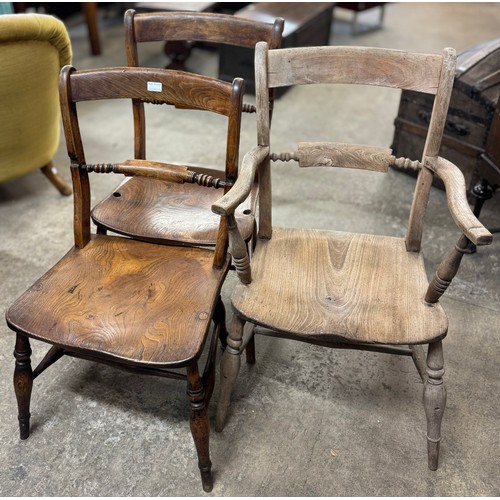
[212,145,269,216]
[425,156,492,245]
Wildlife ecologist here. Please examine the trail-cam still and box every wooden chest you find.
[218,2,334,96]
[391,38,500,191]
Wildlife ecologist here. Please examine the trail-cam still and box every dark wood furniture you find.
[5,67,248,493]
[334,2,386,35]
[91,9,283,248]
[392,38,500,224]
[212,42,492,473]
[219,2,334,95]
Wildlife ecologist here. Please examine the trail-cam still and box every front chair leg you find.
[215,314,244,433]
[423,340,446,470]
[13,333,33,440]
[186,364,212,493]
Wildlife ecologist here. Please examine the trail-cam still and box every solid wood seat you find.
[92,169,255,246]
[212,43,493,475]
[6,235,229,367]
[232,228,448,344]
[90,9,283,247]
[4,66,246,493]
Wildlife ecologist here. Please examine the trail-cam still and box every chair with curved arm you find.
[0,13,72,195]
[213,42,493,472]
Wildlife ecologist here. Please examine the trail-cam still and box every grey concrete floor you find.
[1,2,499,496]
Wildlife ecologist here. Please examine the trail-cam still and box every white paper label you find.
[147,81,162,92]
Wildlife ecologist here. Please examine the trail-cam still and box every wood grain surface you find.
[92,173,256,246]
[232,228,448,344]
[7,235,230,367]
[267,45,443,93]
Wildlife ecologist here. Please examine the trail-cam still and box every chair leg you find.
[245,334,256,364]
[215,314,244,433]
[40,162,72,196]
[13,334,33,440]
[215,296,228,350]
[186,364,212,493]
[423,340,446,470]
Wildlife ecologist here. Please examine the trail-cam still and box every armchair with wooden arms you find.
[5,66,246,492]
[212,42,493,472]
[90,9,284,248]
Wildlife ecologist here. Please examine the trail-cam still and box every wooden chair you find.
[0,13,72,195]
[212,42,493,471]
[90,9,284,247]
[5,66,246,492]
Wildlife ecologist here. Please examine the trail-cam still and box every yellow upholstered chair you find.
[0,13,72,195]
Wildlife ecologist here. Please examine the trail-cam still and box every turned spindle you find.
[227,213,251,284]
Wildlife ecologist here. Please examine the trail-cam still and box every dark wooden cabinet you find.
[392,38,500,193]
[219,2,334,95]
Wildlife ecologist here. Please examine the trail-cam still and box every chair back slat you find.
[59,66,244,260]
[130,11,284,48]
[68,68,234,116]
[267,46,444,94]
[254,42,457,246]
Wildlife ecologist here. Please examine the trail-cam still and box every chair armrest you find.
[212,145,269,216]
[425,156,493,246]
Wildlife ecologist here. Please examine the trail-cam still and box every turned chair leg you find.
[40,162,72,196]
[187,364,213,493]
[13,333,33,440]
[245,334,256,364]
[215,314,244,433]
[423,340,446,470]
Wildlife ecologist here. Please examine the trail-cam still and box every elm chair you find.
[212,42,493,472]
[91,9,284,248]
[6,66,246,492]
[0,13,72,195]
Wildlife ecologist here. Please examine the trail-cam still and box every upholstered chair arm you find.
[425,156,492,246]
[212,145,269,216]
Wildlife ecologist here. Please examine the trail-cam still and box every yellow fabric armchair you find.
[0,13,72,194]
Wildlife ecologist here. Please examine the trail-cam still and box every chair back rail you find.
[124,9,284,160]
[59,65,244,260]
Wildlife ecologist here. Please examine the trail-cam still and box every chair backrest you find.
[254,42,456,250]
[0,13,72,182]
[59,66,244,264]
[123,9,284,159]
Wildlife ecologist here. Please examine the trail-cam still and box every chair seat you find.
[6,235,230,367]
[232,227,448,345]
[91,170,256,246]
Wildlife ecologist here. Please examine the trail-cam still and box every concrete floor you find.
[1,2,499,496]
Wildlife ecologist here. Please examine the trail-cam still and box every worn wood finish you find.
[130,10,283,48]
[5,66,237,492]
[76,67,245,248]
[425,156,493,245]
[13,334,32,440]
[406,48,456,252]
[267,46,443,93]
[213,42,492,472]
[92,8,283,251]
[295,142,394,171]
[424,341,446,470]
[93,173,256,247]
[6,235,229,367]
[69,67,234,115]
[216,314,245,433]
[231,228,448,344]
[187,363,212,492]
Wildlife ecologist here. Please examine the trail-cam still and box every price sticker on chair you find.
[147,81,162,92]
